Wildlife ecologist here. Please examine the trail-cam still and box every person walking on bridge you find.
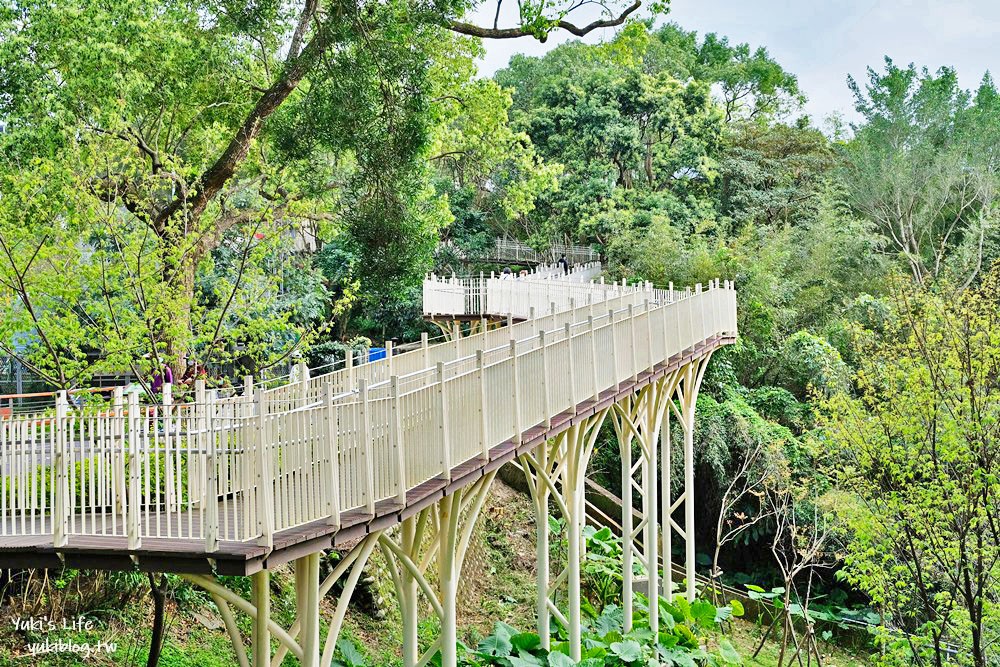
[557,254,569,274]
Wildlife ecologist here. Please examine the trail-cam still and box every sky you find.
[473,0,1000,125]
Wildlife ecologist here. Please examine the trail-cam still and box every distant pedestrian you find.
[151,364,173,394]
[501,267,513,280]
[557,254,569,274]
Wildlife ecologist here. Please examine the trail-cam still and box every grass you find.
[727,620,872,667]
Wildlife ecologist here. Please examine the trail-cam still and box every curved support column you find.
[181,533,380,667]
[520,409,608,662]
[665,353,712,603]
[380,471,498,667]
[611,372,677,634]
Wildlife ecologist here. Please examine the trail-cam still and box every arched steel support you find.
[663,353,713,604]
[519,409,609,661]
[610,370,680,634]
[180,532,380,667]
[379,470,498,667]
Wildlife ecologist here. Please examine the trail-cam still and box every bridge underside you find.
[0,335,732,576]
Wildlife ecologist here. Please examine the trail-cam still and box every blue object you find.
[368,347,387,362]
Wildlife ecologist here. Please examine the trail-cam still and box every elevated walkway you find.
[0,274,735,573]
[0,265,737,666]
[442,238,599,267]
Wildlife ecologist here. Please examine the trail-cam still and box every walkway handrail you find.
[442,238,600,266]
[0,278,736,554]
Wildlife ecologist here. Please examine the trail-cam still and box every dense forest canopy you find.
[1,3,999,664]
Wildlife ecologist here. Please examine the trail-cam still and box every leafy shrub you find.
[773,331,850,399]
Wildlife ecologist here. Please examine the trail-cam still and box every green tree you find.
[0,0,647,385]
[844,60,1000,286]
[821,271,1000,667]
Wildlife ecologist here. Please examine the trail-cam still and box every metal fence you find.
[1,277,737,553]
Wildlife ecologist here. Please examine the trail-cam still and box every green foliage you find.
[771,331,850,400]
[844,59,1000,285]
[820,270,1000,666]
[444,595,739,666]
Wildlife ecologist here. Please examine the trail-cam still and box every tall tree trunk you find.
[147,573,169,667]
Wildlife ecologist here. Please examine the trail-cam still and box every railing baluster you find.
[53,391,68,547]
[476,352,489,461]
[127,391,141,550]
[436,364,452,481]
[510,340,523,444]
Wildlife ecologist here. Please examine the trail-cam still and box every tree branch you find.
[447,0,640,39]
[152,22,333,233]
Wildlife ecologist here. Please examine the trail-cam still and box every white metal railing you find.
[0,278,736,553]
[442,238,600,266]
[423,262,603,318]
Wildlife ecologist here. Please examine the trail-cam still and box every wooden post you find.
[385,340,394,377]
[346,349,355,388]
[421,332,430,368]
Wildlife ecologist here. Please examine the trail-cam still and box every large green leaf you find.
[718,638,742,665]
[548,652,576,667]
[336,639,367,667]
[477,632,513,658]
[510,632,542,653]
[609,639,643,663]
[690,600,718,628]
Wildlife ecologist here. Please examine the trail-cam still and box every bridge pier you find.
[611,374,675,634]
[379,471,498,667]
[519,410,609,661]
[178,533,379,667]
[663,352,712,604]
[252,569,271,667]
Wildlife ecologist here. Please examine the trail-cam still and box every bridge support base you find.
[519,409,609,661]
[380,470,498,667]
[180,533,379,667]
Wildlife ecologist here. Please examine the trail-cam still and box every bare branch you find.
[448,0,641,39]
